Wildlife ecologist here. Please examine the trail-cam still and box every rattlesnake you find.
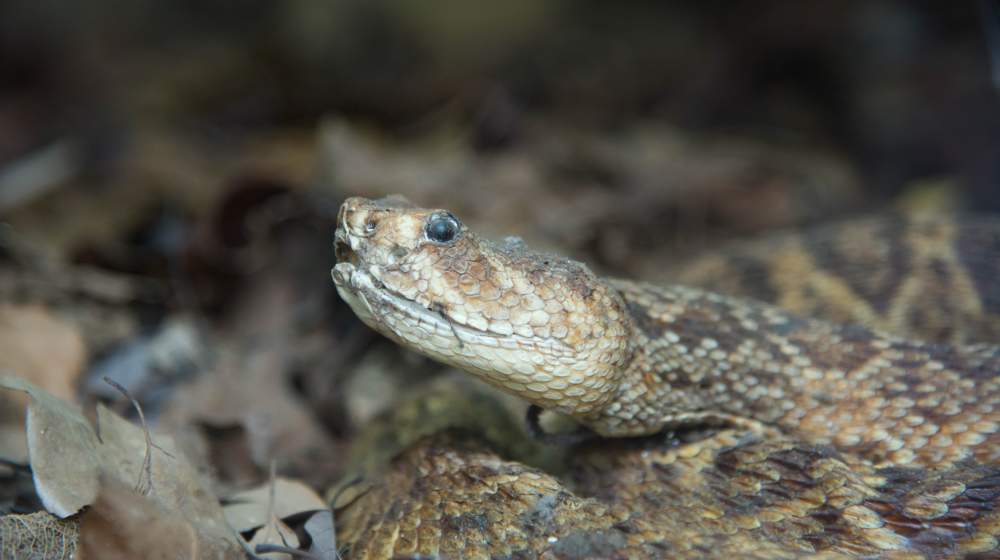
[331,196,1000,559]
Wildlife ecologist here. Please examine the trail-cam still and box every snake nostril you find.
[335,241,361,267]
[388,247,410,264]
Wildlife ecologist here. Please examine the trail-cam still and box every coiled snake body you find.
[332,197,1000,559]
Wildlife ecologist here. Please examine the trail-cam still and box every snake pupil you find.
[426,215,459,243]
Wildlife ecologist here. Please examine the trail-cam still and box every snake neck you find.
[589,280,1000,468]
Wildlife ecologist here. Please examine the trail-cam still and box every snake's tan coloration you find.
[332,197,1000,559]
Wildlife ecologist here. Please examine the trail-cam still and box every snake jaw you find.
[331,262,380,331]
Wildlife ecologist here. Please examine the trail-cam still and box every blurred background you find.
[3,1,999,258]
[1,0,999,493]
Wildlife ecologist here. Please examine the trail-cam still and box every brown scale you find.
[332,197,1000,559]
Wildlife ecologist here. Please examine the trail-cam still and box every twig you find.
[254,544,323,559]
[262,459,278,545]
[103,376,173,495]
[0,457,31,473]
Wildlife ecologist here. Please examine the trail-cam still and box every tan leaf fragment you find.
[0,370,106,517]
[77,475,246,560]
[222,477,327,533]
[246,513,299,560]
[0,305,85,473]
[0,304,86,403]
[0,510,80,560]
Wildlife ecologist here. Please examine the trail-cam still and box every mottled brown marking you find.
[806,217,912,315]
[675,214,1000,345]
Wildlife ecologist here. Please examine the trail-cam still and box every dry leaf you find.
[0,370,109,517]
[343,352,400,428]
[77,475,245,560]
[304,510,338,560]
[247,512,299,560]
[0,304,86,403]
[222,477,326,533]
[0,305,86,476]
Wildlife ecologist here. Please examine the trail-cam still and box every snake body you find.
[331,197,1000,559]
[669,214,1000,347]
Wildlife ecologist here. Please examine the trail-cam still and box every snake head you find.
[334,195,454,282]
[333,196,632,419]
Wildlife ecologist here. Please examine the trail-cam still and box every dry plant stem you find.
[308,475,364,560]
[254,544,323,559]
[102,376,173,494]
[264,459,277,545]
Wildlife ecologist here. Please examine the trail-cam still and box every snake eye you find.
[425,214,459,244]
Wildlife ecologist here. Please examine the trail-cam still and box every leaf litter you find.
[0,510,80,560]
[0,370,243,557]
[0,183,354,558]
[77,475,244,560]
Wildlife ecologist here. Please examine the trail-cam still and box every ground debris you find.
[77,475,245,560]
[0,510,80,560]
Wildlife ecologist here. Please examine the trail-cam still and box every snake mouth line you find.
[333,240,493,342]
[334,236,576,357]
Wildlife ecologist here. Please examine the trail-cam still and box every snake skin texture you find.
[331,197,1000,559]
[608,280,1000,465]
[669,215,1000,347]
[337,429,1000,559]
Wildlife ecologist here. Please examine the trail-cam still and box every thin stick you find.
[261,459,278,545]
[253,544,323,559]
[103,376,173,495]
